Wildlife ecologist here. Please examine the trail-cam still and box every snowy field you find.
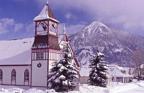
[110,81,144,93]
[0,81,143,93]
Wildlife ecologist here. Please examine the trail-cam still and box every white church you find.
[0,2,79,87]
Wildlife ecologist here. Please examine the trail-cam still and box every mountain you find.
[70,21,144,67]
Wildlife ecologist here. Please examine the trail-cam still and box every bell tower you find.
[31,1,61,87]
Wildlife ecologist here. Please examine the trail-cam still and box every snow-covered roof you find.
[34,3,59,23]
[0,36,78,66]
[0,38,34,65]
[108,64,133,77]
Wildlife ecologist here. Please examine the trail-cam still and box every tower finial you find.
[63,24,66,34]
[46,0,49,5]
[63,24,69,42]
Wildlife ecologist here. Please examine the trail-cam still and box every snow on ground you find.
[0,85,108,93]
[110,81,144,93]
[69,84,108,93]
[0,86,56,93]
[0,81,144,93]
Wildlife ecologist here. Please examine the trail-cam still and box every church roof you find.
[34,3,59,23]
[0,37,79,67]
[108,64,133,77]
[0,38,34,65]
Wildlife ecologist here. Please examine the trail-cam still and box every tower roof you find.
[34,3,59,23]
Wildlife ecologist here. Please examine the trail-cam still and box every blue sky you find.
[0,0,144,40]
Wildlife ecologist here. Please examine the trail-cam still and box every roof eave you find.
[34,17,59,23]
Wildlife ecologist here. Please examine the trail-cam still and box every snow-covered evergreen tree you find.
[89,51,108,87]
[48,43,79,92]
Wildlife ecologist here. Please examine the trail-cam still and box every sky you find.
[0,0,144,40]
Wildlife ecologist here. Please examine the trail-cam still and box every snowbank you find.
[110,81,144,93]
[78,84,108,93]
[0,84,108,93]
[0,81,144,93]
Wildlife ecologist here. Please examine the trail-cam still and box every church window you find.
[36,52,44,60]
[0,69,3,81]
[11,69,16,83]
[24,69,29,82]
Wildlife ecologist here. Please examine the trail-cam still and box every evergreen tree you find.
[48,44,79,92]
[89,51,108,87]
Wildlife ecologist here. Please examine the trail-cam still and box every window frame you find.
[24,69,29,83]
[11,69,16,84]
[0,69,3,81]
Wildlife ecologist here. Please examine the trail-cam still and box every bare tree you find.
[132,49,144,80]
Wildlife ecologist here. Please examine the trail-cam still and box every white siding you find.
[0,65,31,85]
[32,60,47,87]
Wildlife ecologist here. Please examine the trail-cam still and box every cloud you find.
[0,18,34,39]
[47,0,144,34]
[50,0,144,19]
[0,18,32,33]
[65,12,73,20]
[0,18,17,33]
[66,24,85,34]
[0,17,84,39]
[5,0,144,36]
[58,23,86,35]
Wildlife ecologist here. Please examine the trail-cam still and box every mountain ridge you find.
[70,21,144,67]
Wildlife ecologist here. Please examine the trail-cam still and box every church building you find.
[0,2,79,87]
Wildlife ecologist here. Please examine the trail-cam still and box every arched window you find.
[0,69,3,83]
[11,69,16,84]
[24,69,29,83]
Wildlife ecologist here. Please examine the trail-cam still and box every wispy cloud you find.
[0,18,33,33]
[0,18,19,33]
[11,0,144,35]
[49,0,144,34]
[0,18,34,39]
[59,23,86,35]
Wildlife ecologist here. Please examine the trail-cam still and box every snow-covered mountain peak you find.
[82,21,111,35]
[70,21,144,67]
[90,21,108,28]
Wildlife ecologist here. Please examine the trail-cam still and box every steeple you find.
[63,24,66,34]
[63,24,69,42]
[32,0,60,49]
[34,1,59,23]
[46,0,49,5]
